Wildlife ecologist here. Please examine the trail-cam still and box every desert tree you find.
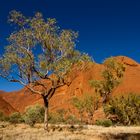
[104,94,140,125]
[0,10,91,130]
[72,97,85,123]
[72,94,99,124]
[90,57,125,103]
[83,94,99,124]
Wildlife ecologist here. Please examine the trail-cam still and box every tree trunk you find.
[43,96,49,131]
[42,87,56,131]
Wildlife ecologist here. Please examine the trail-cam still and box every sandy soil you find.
[0,122,140,140]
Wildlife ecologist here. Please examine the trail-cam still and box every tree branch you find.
[0,74,43,95]
[12,79,43,95]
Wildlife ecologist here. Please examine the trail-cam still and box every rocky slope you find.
[0,95,17,115]
[0,56,140,118]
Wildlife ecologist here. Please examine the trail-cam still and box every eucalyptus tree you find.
[72,94,99,124]
[90,57,125,103]
[0,10,91,130]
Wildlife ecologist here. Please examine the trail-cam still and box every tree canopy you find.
[90,57,125,102]
[0,10,91,95]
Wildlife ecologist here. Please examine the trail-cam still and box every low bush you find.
[23,104,44,127]
[104,94,140,125]
[72,93,99,124]
[9,112,23,123]
[65,115,80,124]
[95,119,113,127]
[48,112,62,124]
[48,109,66,124]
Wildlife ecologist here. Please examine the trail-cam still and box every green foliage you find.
[48,110,65,124]
[72,97,85,114]
[48,109,68,124]
[65,115,79,124]
[83,94,99,116]
[103,57,125,78]
[0,10,92,130]
[104,94,140,125]
[0,10,91,88]
[90,57,125,102]
[9,112,23,124]
[48,110,80,124]
[95,119,113,127]
[56,109,66,121]
[72,94,99,124]
[72,96,86,123]
[23,104,44,127]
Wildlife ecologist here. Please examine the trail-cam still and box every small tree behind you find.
[90,57,125,103]
[72,93,99,124]
[0,10,91,130]
[84,94,99,124]
[72,97,85,123]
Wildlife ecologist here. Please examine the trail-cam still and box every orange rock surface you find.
[0,56,140,119]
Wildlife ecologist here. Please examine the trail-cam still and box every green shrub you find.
[89,57,125,103]
[72,94,99,124]
[48,112,61,124]
[95,119,113,127]
[23,104,44,126]
[65,115,79,124]
[9,112,23,123]
[48,109,66,124]
[48,109,80,124]
[104,94,140,125]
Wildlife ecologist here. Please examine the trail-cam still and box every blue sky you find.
[0,0,140,91]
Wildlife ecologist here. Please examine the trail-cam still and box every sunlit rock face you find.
[0,56,140,121]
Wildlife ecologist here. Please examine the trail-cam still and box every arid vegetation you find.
[104,94,140,125]
[0,104,44,126]
[0,9,140,140]
[1,93,139,128]
[0,56,140,140]
[0,122,140,140]
[0,58,140,133]
[90,57,125,103]
[72,93,100,124]
[0,10,91,130]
